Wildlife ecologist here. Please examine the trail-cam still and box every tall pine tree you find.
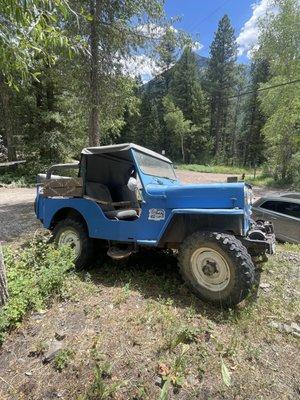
[207,15,237,160]
[137,89,163,152]
[240,59,269,167]
[170,47,209,162]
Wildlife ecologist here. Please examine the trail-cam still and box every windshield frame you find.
[133,150,178,182]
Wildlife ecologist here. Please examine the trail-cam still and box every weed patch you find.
[112,281,132,306]
[0,237,74,344]
[81,339,124,400]
[166,325,200,350]
[158,344,190,396]
[54,348,75,371]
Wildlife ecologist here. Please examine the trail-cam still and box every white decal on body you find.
[148,208,165,221]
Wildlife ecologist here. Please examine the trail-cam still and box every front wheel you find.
[178,232,255,307]
[51,218,95,268]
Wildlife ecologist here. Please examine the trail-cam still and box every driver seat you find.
[85,182,138,220]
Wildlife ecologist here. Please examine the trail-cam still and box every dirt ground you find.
[0,245,299,400]
[0,187,41,243]
[0,170,288,243]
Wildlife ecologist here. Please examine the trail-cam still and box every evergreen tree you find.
[82,0,166,146]
[0,135,7,162]
[117,77,143,144]
[0,0,74,160]
[156,27,177,74]
[163,95,196,162]
[137,90,163,153]
[229,64,248,165]
[240,60,269,167]
[170,47,209,162]
[207,15,237,160]
[256,0,300,184]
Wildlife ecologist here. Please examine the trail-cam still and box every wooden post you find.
[0,244,9,306]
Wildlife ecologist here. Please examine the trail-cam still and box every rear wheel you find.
[52,218,94,268]
[178,232,255,307]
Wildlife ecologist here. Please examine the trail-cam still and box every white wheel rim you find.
[57,229,81,260]
[190,247,230,292]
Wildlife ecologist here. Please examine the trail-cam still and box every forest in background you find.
[0,0,299,187]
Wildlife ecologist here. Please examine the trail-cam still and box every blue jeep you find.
[35,143,275,306]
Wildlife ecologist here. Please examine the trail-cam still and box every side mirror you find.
[127,177,138,192]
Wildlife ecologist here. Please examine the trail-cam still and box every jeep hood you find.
[146,182,246,210]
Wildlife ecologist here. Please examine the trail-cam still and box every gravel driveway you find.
[0,171,289,243]
[0,187,40,243]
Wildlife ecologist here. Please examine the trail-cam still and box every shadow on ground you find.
[83,248,248,322]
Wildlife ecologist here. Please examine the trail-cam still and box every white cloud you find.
[122,24,199,83]
[192,41,204,52]
[121,23,180,82]
[136,23,178,39]
[120,54,161,83]
[237,0,275,58]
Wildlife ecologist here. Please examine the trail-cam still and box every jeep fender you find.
[158,209,245,247]
[42,197,105,237]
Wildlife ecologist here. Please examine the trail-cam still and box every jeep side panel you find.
[36,193,172,243]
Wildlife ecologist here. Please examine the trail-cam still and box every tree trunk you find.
[0,244,9,307]
[46,64,55,112]
[181,135,185,163]
[88,0,101,147]
[0,75,16,161]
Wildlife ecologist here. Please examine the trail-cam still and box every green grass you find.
[80,340,124,400]
[246,175,295,188]
[54,348,75,371]
[0,162,46,187]
[0,160,79,187]
[0,237,74,344]
[178,163,259,176]
[280,242,300,252]
[0,171,35,187]
[178,163,295,188]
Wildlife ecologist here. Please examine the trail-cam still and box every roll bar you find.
[46,162,79,179]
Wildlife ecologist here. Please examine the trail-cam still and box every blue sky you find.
[165,0,256,64]
[124,1,273,82]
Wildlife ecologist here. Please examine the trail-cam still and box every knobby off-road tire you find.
[51,218,95,269]
[178,232,255,307]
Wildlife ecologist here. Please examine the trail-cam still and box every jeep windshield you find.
[134,151,177,181]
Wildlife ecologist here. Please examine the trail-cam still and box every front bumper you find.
[240,220,276,256]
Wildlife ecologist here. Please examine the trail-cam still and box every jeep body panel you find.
[36,150,250,245]
[36,195,247,245]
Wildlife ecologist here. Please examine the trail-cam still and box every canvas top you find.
[81,143,172,163]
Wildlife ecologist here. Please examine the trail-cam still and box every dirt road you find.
[0,187,40,242]
[0,170,289,242]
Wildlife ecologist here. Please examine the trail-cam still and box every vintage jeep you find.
[35,143,275,306]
